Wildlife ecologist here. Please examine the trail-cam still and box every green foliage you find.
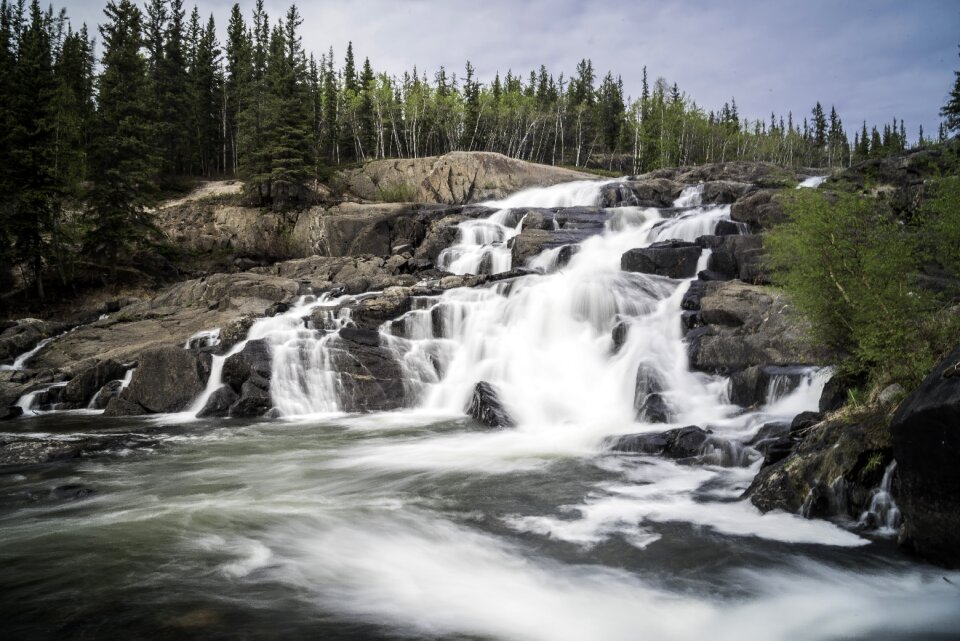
[767,190,959,388]
[941,44,960,134]
[375,182,416,203]
[918,175,960,276]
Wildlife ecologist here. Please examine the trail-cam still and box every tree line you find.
[0,0,951,300]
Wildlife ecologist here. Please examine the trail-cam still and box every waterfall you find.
[797,176,828,189]
[858,460,902,534]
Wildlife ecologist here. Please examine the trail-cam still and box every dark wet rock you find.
[197,385,239,418]
[696,234,766,283]
[714,219,745,236]
[621,241,702,279]
[120,346,211,413]
[0,433,160,466]
[728,365,809,408]
[221,339,273,418]
[819,370,867,413]
[2,406,23,421]
[52,484,95,501]
[60,359,127,408]
[745,406,891,519]
[0,319,68,365]
[0,438,82,465]
[688,281,829,373]
[891,346,960,568]
[608,426,713,459]
[519,209,554,230]
[636,392,670,423]
[466,381,515,428]
[681,280,709,311]
[611,322,629,353]
[218,316,256,353]
[338,327,382,347]
[789,411,823,436]
[680,311,702,334]
[90,379,124,410]
[748,421,793,463]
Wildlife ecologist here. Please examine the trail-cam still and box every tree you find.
[224,3,250,176]
[940,44,960,134]
[86,0,159,283]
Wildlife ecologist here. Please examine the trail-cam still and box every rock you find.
[510,228,554,266]
[340,151,594,204]
[681,280,709,311]
[325,330,407,412]
[696,234,765,282]
[688,281,829,373]
[789,411,823,436]
[466,381,515,428]
[220,338,273,395]
[891,346,960,568]
[2,406,23,421]
[600,178,683,208]
[90,379,124,410]
[0,319,68,365]
[876,383,905,405]
[197,385,239,418]
[730,189,787,231]
[611,322,629,353]
[350,291,413,330]
[219,316,256,353]
[746,406,892,518]
[121,346,210,413]
[60,359,127,408]
[701,180,753,204]
[607,426,712,459]
[621,241,701,279]
[728,365,810,408]
[519,209,554,230]
[637,393,670,423]
[819,370,867,413]
[748,421,792,461]
[103,397,148,417]
[714,220,744,236]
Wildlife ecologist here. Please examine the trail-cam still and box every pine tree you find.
[160,0,189,175]
[343,40,356,94]
[189,13,221,176]
[358,56,375,158]
[86,0,159,283]
[940,44,960,134]
[321,46,338,162]
[0,0,19,278]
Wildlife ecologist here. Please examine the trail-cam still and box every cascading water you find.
[6,178,960,641]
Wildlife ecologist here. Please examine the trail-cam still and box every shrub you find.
[376,182,417,203]
[766,190,956,388]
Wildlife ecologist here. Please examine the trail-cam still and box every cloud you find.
[64,0,960,141]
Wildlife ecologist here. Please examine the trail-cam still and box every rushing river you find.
[2,181,959,641]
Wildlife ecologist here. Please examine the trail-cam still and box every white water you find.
[798,175,828,188]
[859,460,902,535]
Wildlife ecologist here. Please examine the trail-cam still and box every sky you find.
[63,0,959,142]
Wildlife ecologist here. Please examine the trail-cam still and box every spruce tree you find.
[940,44,960,134]
[358,56,375,158]
[160,0,189,175]
[224,3,250,175]
[86,0,158,283]
[9,0,58,298]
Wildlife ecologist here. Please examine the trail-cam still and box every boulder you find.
[730,189,787,231]
[607,426,712,459]
[0,319,68,365]
[891,346,960,567]
[621,241,702,279]
[103,397,148,417]
[510,228,554,266]
[60,359,127,408]
[600,179,683,208]
[696,234,765,283]
[349,290,413,330]
[221,339,273,417]
[120,346,210,413]
[688,281,830,373]
[728,365,810,408]
[818,370,867,413]
[466,381,515,428]
[90,380,124,410]
[197,385,239,418]
[321,328,407,412]
[701,180,753,204]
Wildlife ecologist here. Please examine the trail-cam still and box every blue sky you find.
[65,0,959,142]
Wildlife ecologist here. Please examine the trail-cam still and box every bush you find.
[375,182,417,203]
[767,190,957,388]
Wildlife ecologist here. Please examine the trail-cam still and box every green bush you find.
[767,190,958,388]
[376,182,417,203]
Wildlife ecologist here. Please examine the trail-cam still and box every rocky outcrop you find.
[607,426,713,459]
[59,359,128,409]
[104,346,210,415]
[0,319,68,366]
[325,328,407,412]
[466,381,515,428]
[891,346,960,568]
[639,161,800,189]
[621,241,701,279]
[28,272,299,377]
[745,407,892,521]
[686,281,829,373]
[340,151,594,204]
[728,365,810,408]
